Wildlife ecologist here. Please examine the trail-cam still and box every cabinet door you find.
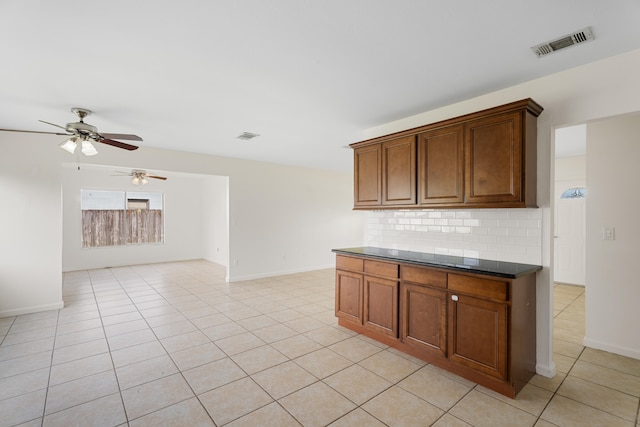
[465,111,523,204]
[382,136,416,206]
[335,270,363,325]
[448,293,508,380]
[364,275,399,337]
[418,125,464,206]
[354,144,382,207]
[400,283,447,356]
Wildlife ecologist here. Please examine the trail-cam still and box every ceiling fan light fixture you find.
[131,171,149,185]
[81,138,98,156]
[59,137,78,154]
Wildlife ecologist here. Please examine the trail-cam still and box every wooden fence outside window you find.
[81,209,163,247]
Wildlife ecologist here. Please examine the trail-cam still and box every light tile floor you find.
[0,262,638,426]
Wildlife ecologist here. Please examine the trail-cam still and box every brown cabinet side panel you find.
[418,125,464,205]
[382,136,416,206]
[465,112,523,204]
[364,276,399,337]
[401,283,447,356]
[354,145,382,206]
[510,275,537,393]
[448,294,508,380]
[335,270,363,325]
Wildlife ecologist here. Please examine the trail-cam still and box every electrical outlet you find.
[602,227,615,240]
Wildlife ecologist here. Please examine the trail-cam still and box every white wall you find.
[584,114,640,359]
[202,175,229,267]
[226,161,363,280]
[361,48,640,373]
[62,165,209,271]
[0,135,64,317]
[555,156,586,182]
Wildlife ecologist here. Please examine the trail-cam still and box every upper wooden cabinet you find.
[382,136,416,206]
[465,110,536,207]
[354,136,416,207]
[351,99,543,209]
[353,143,382,207]
[418,124,464,206]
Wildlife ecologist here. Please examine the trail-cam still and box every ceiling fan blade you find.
[97,138,139,151]
[38,120,69,131]
[100,133,143,142]
[147,175,167,180]
[0,128,69,136]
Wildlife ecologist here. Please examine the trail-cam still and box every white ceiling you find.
[2,1,639,172]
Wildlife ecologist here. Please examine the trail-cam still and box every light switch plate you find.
[603,227,615,240]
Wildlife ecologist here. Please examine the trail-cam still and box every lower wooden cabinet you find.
[335,269,363,325]
[400,283,447,357]
[364,275,398,337]
[448,293,508,380]
[335,254,537,398]
[335,255,399,338]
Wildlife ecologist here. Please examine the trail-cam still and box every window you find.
[81,190,164,248]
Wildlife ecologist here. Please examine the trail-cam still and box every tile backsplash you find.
[363,209,542,265]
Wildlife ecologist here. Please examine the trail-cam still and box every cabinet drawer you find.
[401,265,447,288]
[448,274,508,301]
[364,260,399,278]
[336,255,364,272]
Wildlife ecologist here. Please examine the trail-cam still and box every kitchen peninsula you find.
[333,247,542,398]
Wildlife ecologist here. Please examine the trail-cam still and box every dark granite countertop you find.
[332,247,542,279]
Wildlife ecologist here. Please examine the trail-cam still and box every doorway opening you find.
[552,124,587,360]
[553,124,586,287]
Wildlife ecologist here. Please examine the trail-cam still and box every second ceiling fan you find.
[113,169,167,185]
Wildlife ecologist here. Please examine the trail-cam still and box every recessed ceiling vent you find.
[531,27,594,58]
[236,132,260,140]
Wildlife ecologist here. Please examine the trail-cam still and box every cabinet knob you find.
[451,295,458,301]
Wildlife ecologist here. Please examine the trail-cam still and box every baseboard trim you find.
[535,361,557,378]
[0,301,65,318]
[583,337,640,360]
[228,263,335,282]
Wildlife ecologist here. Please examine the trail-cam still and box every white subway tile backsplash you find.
[364,209,542,265]
[498,219,518,228]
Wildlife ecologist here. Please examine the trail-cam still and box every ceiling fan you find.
[0,107,141,155]
[113,169,167,185]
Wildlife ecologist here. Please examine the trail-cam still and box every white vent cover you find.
[531,27,594,57]
[236,132,260,140]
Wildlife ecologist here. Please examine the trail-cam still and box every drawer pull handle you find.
[451,295,459,301]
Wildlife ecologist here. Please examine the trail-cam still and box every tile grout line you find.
[38,308,62,427]
[91,267,131,427]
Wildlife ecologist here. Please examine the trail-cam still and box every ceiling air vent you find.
[236,132,260,140]
[531,27,594,58]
